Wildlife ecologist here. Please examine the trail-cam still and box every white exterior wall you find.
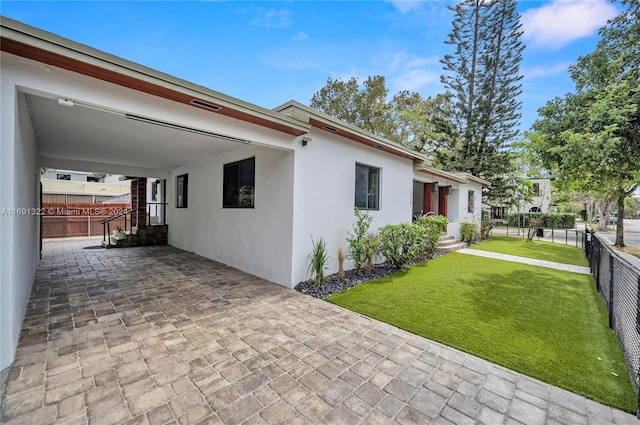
[290,128,415,287]
[167,145,295,287]
[522,178,552,213]
[0,84,41,372]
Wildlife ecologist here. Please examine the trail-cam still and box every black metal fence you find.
[494,224,586,248]
[585,228,640,415]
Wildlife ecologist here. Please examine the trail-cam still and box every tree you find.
[439,0,525,206]
[310,76,451,158]
[525,0,639,246]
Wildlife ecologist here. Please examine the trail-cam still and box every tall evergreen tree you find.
[439,0,524,206]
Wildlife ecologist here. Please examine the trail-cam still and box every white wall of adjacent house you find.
[167,145,296,287]
[289,128,415,287]
[0,77,41,372]
[457,183,484,234]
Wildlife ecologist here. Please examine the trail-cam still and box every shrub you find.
[307,237,329,285]
[507,213,576,229]
[416,214,449,257]
[480,210,493,239]
[347,208,379,272]
[460,221,479,244]
[378,223,427,268]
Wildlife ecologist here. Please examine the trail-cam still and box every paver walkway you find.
[457,248,592,275]
[1,238,637,425]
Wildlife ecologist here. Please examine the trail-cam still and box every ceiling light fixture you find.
[57,98,74,107]
[125,114,250,144]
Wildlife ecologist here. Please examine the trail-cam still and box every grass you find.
[327,253,636,412]
[470,235,589,266]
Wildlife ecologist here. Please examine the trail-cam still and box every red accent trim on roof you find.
[1,37,307,136]
[309,118,421,161]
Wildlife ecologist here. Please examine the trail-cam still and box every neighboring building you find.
[42,168,123,183]
[42,169,130,203]
[0,17,486,371]
[490,177,553,219]
[523,178,552,213]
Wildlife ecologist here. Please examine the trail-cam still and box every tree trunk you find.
[615,194,625,247]
[596,197,613,231]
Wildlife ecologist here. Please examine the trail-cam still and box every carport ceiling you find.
[24,93,248,171]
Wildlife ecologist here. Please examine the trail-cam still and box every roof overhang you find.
[275,101,425,162]
[0,16,310,137]
[414,164,468,184]
[450,172,491,187]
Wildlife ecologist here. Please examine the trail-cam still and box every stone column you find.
[130,178,147,229]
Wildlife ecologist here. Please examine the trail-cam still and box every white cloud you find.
[387,52,440,92]
[251,9,291,28]
[392,68,440,92]
[522,62,572,79]
[387,0,423,14]
[292,31,309,42]
[521,0,617,49]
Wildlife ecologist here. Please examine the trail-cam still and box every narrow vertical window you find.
[355,163,380,210]
[223,157,255,208]
[467,190,475,213]
[151,181,158,201]
[176,174,188,208]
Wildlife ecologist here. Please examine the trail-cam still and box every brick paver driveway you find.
[1,238,638,424]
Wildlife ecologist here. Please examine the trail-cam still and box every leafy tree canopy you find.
[310,75,451,158]
[524,0,640,245]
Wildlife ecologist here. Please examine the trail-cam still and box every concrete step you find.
[438,241,468,253]
[438,235,455,242]
[438,238,463,248]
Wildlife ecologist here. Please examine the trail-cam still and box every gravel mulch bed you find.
[295,253,444,299]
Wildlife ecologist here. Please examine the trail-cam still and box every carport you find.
[1,16,308,373]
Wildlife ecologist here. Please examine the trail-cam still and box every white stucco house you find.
[0,17,487,372]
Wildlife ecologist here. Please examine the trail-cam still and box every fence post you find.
[609,253,615,329]
[637,274,640,419]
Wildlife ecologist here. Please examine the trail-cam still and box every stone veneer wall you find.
[130,178,147,229]
[116,225,168,248]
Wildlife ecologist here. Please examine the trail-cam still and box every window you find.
[355,163,379,210]
[533,183,540,196]
[176,174,188,208]
[86,176,100,182]
[468,190,475,213]
[151,181,158,201]
[223,157,255,208]
[57,174,71,180]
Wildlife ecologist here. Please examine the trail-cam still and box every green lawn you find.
[471,235,589,266]
[327,253,636,412]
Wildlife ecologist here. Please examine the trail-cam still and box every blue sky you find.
[1,0,618,134]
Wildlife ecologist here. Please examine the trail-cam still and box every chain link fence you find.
[585,228,640,416]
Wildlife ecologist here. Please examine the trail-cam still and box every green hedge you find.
[507,213,576,229]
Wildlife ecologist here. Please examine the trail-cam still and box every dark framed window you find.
[176,174,188,208]
[151,181,158,201]
[223,157,255,208]
[533,183,540,196]
[355,163,379,210]
[57,174,71,180]
[468,190,475,213]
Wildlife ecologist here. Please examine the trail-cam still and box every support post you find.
[609,253,615,329]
